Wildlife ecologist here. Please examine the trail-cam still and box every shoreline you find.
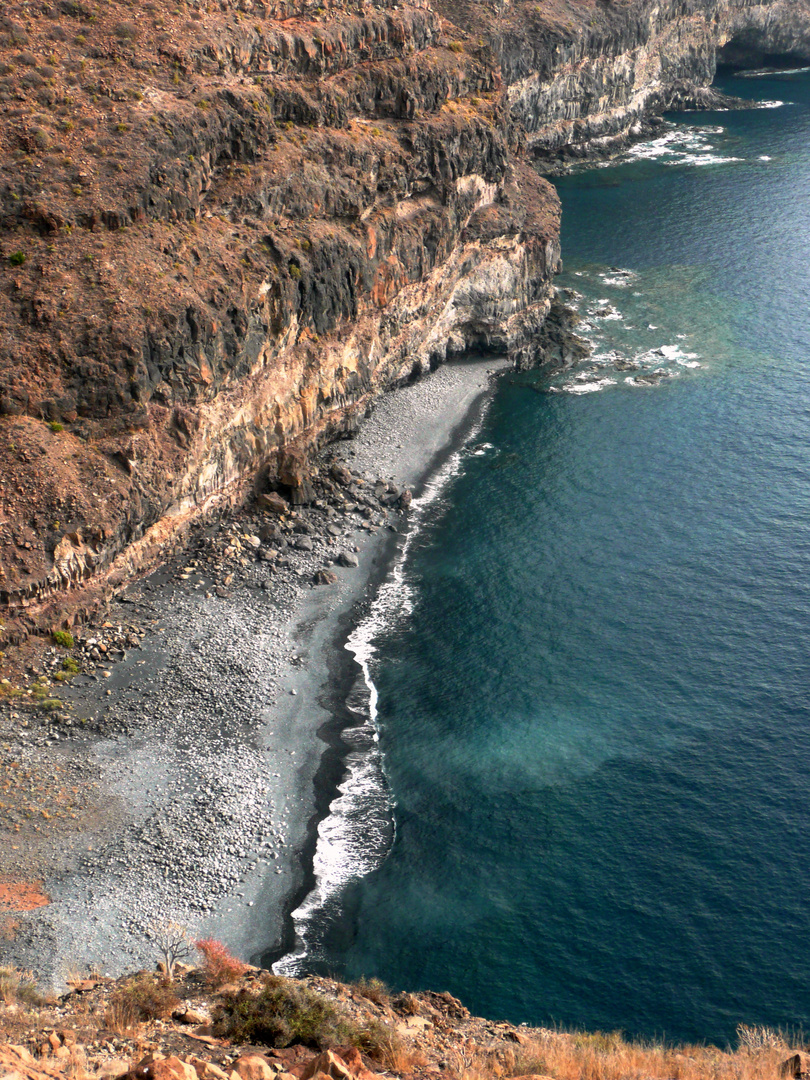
[269,356,512,973]
[0,354,509,985]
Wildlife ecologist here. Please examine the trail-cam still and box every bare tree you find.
[147,919,192,981]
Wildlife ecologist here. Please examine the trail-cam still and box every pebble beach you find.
[0,356,506,985]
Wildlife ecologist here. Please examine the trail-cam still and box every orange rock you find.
[324,1050,374,1080]
[200,1066,229,1080]
[232,1058,276,1080]
[781,1054,810,1078]
[299,1053,352,1080]
[147,1057,198,1080]
[94,1061,130,1079]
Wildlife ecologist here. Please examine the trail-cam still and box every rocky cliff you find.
[1,0,809,635]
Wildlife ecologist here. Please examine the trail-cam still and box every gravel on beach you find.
[0,356,506,984]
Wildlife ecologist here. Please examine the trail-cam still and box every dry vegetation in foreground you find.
[0,955,806,1080]
[478,1027,800,1080]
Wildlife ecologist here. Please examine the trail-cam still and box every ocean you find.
[277,68,810,1045]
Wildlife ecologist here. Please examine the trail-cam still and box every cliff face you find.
[0,0,808,633]
[501,0,810,164]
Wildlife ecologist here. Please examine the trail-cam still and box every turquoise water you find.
[294,71,810,1044]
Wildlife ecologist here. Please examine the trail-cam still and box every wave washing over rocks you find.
[540,271,704,396]
[0,357,507,987]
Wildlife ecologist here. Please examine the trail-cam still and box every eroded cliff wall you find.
[0,0,808,633]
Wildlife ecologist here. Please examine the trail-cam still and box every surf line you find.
[274,389,502,975]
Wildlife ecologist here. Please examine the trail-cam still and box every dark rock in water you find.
[533,293,592,372]
[614,358,639,372]
[399,489,413,509]
[336,551,359,567]
[314,569,339,585]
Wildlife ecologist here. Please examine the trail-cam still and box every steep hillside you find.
[0,964,804,1080]
[1,0,809,637]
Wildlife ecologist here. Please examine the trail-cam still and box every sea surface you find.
[278,69,810,1045]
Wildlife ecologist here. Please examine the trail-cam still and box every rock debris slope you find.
[1,0,809,633]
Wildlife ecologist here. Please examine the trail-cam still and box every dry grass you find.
[445,1029,798,1080]
[353,976,391,1008]
[110,973,180,1022]
[105,997,140,1037]
[0,965,47,1007]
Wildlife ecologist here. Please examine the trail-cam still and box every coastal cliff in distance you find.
[1,0,809,636]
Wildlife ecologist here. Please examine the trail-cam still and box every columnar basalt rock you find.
[0,0,809,632]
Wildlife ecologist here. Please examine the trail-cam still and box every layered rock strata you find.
[1,0,809,632]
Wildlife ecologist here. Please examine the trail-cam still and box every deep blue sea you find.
[282,69,810,1045]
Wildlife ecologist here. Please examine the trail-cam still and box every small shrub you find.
[215,976,355,1048]
[0,966,45,1007]
[8,251,26,266]
[353,976,390,1007]
[289,263,301,280]
[448,41,464,53]
[196,938,248,987]
[351,1019,407,1068]
[113,21,139,41]
[53,630,74,648]
[106,997,139,1036]
[112,973,180,1021]
[41,698,63,711]
[48,421,64,432]
[736,1023,787,1051]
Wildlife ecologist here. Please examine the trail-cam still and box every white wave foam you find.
[471,442,494,456]
[758,100,787,109]
[275,394,498,975]
[624,125,745,168]
[668,154,743,166]
[562,377,617,394]
[739,66,810,77]
[598,268,637,288]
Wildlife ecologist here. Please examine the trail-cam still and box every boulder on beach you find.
[257,492,289,515]
[314,569,338,585]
